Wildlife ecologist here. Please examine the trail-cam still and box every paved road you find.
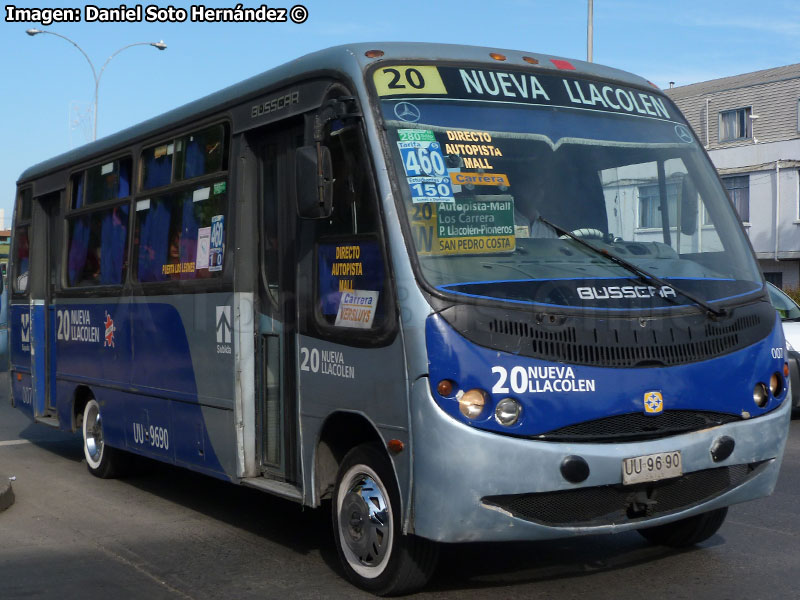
[1,372,798,599]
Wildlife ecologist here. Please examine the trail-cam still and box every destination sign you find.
[374,65,677,122]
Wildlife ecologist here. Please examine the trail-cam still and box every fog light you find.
[495,398,522,426]
[753,383,769,407]
[769,372,783,397]
[458,389,487,419]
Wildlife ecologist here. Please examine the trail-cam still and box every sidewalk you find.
[0,474,14,511]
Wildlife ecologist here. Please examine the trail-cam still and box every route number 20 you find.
[382,67,426,90]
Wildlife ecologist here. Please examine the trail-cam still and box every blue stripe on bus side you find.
[11,301,231,480]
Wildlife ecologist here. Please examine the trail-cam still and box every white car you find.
[767,282,800,415]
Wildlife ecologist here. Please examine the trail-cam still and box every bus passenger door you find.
[29,192,60,423]
[254,123,303,481]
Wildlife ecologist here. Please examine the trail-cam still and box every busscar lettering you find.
[576,285,677,300]
[251,91,300,119]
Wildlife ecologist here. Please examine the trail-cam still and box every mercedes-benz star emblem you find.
[674,124,693,144]
[394,101,421,123]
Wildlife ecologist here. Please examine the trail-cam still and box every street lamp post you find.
[26,29,167,141]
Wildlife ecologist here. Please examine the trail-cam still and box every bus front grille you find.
[533,410,742,443]
[436,300,775,369]
[482,462,763,527]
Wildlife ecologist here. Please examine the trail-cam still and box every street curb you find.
[0,474,15,512]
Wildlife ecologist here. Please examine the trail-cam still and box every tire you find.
[82,398,125,479]
[637,507,728,547]
[332,443,438,595]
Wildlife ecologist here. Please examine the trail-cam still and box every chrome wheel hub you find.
[340,474,390,568]
[85,405,103,461]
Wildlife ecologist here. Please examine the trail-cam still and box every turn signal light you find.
[364,49,384,58]
[489,52,507,61]
[437,379,454,397]
[387,439,404,454]
[784,363,790,377]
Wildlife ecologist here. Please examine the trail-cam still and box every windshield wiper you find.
[537,215,726,318]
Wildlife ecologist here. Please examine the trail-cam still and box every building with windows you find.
[665,64,800,288]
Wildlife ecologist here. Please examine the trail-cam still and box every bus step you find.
[241,477,302,502]
[34,416,60,429]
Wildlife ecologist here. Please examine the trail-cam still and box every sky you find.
[1,0,799,226]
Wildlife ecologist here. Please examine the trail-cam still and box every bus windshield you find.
[375,66,762,310]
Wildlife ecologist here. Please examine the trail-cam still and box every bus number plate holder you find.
[622,450,682,485]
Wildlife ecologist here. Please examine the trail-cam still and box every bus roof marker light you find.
[522,56,539,65]
[364,50,384,58]
[550,59,576,71]
[489,53,507,61]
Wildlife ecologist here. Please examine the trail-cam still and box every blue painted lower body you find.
[9,299,234,482]
[53,380,234,482]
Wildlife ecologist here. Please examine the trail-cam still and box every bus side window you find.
[67,206,129,286]
[12,226,30,294]
[66,158,132,287]
[310,121,389,332]
[134,182,228,282]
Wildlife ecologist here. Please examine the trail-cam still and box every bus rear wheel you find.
[82,399,125,479]
[332,443,438,595]
[637,507,728,547]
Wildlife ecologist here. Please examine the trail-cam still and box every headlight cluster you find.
[753,371,785,408]
[438,380,522,427]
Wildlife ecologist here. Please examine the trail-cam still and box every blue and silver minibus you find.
[9,44,791,594]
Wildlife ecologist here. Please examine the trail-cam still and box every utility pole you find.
[587,0,594,62]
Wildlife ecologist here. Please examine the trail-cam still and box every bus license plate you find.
[622,450,682,485]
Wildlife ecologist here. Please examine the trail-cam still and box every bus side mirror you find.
[296,145,333,219]
[680,175,698,235]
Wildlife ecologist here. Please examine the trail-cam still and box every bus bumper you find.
[409,378,790,542]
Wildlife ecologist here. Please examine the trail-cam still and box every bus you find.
[9,43,791,594]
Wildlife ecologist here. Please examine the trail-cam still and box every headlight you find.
[457,389,487,419]
[495,398,522,426]
[769,372,783,397]
[753,383,769,407]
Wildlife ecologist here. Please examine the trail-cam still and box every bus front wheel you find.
[332,443,438,595]
[637,507,728,547]
[82,399,124,479]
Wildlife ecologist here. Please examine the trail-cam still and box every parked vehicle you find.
[0,275,7,371]
[767,283,800,414]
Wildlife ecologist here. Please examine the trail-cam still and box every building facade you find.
[665,64,800,289]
